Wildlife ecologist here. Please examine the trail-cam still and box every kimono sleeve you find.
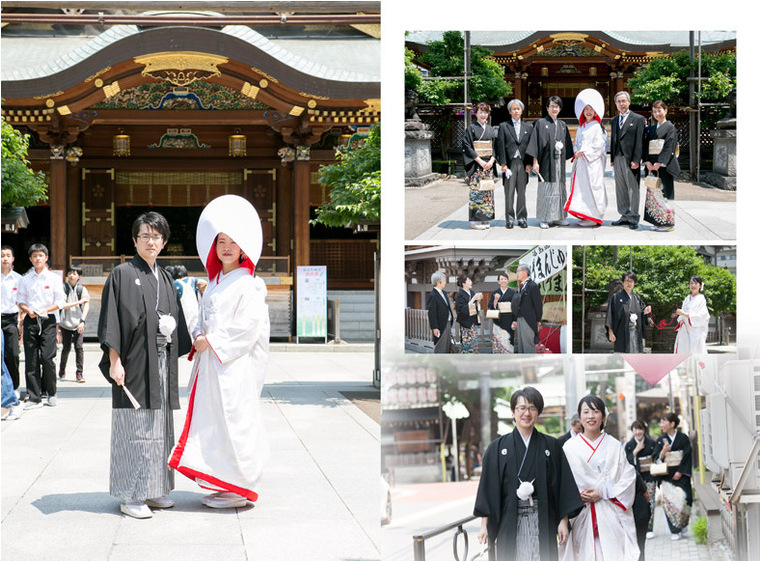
[454,290,469,318]
[526,123,542,161]
[554,440,584,519]
[604,293,617,339]
[204,277,269,365]
[577,125,607,163]
[462,124,478,167]
[598,441,637,508]
[97,268,124,381]
[688,295,710,328]
[473,438,503,540]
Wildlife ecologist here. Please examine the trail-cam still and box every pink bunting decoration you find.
[622,354,690,385]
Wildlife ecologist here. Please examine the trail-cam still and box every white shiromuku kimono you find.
[565,120,608,224]
[560,432,640,561]
[674,293,709,355]
[169,268,270,500]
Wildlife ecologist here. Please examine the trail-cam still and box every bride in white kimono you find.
[674,275,710,354]
[169,195,270,509]
[561,395,640,561]
[565,89,608,227]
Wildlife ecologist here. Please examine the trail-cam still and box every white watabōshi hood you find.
[196,195,263,278]
[574,88,605,122]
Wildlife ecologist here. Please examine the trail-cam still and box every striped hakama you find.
[109,344,174,501]
[536,146,567,223]
[515,499,541,561]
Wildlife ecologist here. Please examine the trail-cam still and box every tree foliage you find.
[573,246,736,322]
[1,119,48,208]
[415,31,511,105]
[628,50,736,128]
[311,122,380,228]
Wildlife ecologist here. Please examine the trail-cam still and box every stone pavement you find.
[406,165,736,241]
[1,343,380,561]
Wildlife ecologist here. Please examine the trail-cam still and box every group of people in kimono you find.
[98,196,269,519]
[475,387,693,561]
[428,264,543,355]
[605,270,710,355]
[462,90,680,231]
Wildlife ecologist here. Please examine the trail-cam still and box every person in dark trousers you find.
[58,266,90,382]
[16,244,66,408]
[610,91,646,230]
[427,271,453,353]
[511,264,543,354]
[1,245,23,396]
[496,99,533,229]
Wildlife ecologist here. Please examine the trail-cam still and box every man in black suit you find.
[511,264,542,354]
[610,91,646,230]
[557,414,582,446]
[496,99,533,229]
[427,271,453,353]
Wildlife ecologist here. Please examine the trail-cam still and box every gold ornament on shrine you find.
[113,128,131,157]
[228,129,246,157]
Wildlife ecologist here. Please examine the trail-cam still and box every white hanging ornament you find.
[158,313,177,342]
[517,478,535,506]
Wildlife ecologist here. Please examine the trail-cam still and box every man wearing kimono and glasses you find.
[474,387,583,560]
[98,212,191,519]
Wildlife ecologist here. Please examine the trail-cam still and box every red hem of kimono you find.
[564,166,603,224]
[168,366,259,502]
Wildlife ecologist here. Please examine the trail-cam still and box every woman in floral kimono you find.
[565,89,608,227]
[674,275,710,355]
[561,395,640,561]
[169,195,270,509]
[652,413,693,540]
[644,100,679,232]
[462,102,497,230]
[454,274,481,353]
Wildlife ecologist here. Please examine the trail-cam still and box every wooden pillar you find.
[49,158,67,270]
[293,159,311,268]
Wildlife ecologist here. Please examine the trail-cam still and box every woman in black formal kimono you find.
[474,387,583,561]
[462,102,497,230]
[644,100,680,231]
[605,271,651,353]
[454,274,482,353]
[625,419,658,542]
[488,272,515,354]
[652,413,693,541]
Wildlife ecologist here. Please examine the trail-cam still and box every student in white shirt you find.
[16,244,66,408]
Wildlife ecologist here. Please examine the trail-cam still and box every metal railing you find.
[412,516,494,561]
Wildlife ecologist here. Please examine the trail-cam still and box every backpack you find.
[63,282,84,310]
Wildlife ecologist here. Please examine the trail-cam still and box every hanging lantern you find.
[228,129,246,157]
[113,128,130,157]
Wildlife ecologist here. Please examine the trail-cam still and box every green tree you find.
[1,119,48,208]
[628,50,736,128]
[311,122,380,228]
[416,31,511,105]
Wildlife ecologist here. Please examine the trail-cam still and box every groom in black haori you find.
[474,387,582,560]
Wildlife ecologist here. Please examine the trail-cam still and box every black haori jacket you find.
[474,429,583,560]
[98,255,191,409]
